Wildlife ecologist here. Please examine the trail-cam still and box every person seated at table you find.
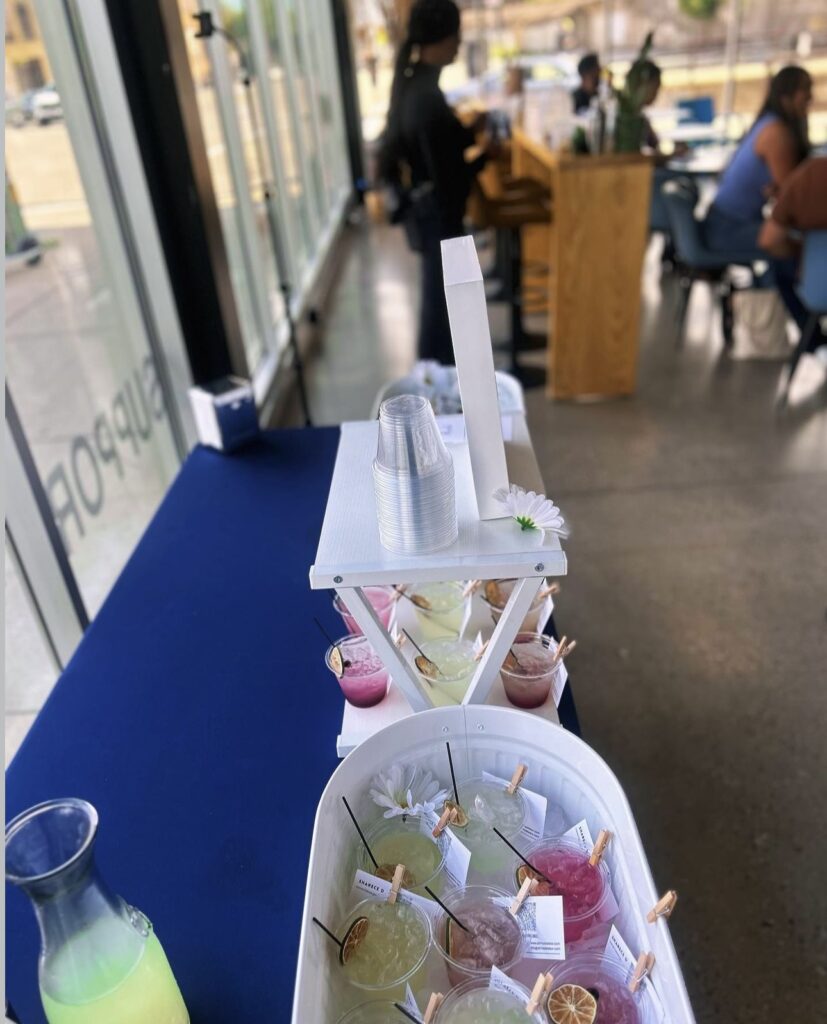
[572,53,600,113]
[704,65,812,254]
[758,156,827,354]
[636,60,689,161]
[702,66,813,340]
[378,0,495,365]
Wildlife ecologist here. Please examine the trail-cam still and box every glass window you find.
[4,538,59,766]
[4,1,180,616]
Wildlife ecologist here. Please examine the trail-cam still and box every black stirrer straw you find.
[445,741,460,806]
[342,796,378,868]
[492,827,551,883]
[424,885,470,932]
[312,917,343,951]
[314,617,342,651]
[393,1004,423,1024]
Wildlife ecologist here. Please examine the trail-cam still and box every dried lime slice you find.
[415,654,439,680]
[329,646,345,677]
[516,864,540,888]
[547,984,598,1024]
[443,799,468,828]
[410,593,432,610]
[339,916,369,966]
[375,863,416,888]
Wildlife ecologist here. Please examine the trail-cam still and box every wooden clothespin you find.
[507,763,527,795]
[423,993,444,1023]
[589,829,611,867]
[509,874,538,915]
[432,805,458,838]
[628,951,652,993]
[463,580,482,598]
[392,585,408,602]
[647,890,678,923]
[388,864,405,905]
[526,972,554,1015]
[473,639,490,662]
[538,582,560,600]
[394,631,407,649]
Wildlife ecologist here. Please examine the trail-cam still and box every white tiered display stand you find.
[292,706,697,1023]
[309,412,567,755]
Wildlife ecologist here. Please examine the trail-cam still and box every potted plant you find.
[614,31,658,153]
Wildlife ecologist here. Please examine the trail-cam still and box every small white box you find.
[188,376,259,452]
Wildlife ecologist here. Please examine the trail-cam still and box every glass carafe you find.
[5,798,189,1024]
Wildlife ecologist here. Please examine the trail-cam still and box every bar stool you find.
[469,170,552,385]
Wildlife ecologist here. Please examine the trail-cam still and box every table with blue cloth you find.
[5,427,580,1023]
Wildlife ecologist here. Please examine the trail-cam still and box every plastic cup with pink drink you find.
[435,884,525,988]
[547,953,648,1024]
[332,587,397,636]
[324,635,390,708]
[499,633,562,710]
[511,837,613,944]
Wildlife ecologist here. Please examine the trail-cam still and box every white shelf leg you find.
[336,587,433,713]
[462,576,544,706]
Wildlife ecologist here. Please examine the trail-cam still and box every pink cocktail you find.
[332,587,396,636]
[435,884,524,987]
[500,632,561,709]
[516,838,612,943]
[549,954,644,1024]
[324,635,389,708]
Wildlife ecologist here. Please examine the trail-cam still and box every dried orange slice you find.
[547,984,598,1024]
[375,863,416,887]
[484,580,504,606]
[410,593,432,610]
[339,916,369,965]
[414,654,439,680]
[515,864,540,888]
[443,799,468,828]
[329,646,345,677]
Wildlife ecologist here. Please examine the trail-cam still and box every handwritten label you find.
[402,983,422,1020]
[489,964,527,1000]
[604,926,665,1019]
[482,771,547,842]
[496,894,565,960]
[421,811,471,888]
[351,869,441,927]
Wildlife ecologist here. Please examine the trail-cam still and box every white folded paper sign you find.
[441,235,510,520]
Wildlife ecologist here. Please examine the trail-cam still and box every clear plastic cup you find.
[499,632,562,709]
[481,579,549,633]
[510,837,613,944]
[548,953,647,1024]
[454,776,528,879]
[434,976,546,1024]
[375,395,447,476]
[337,897,432,999]
[325,635,389,708]
[434,884,524,988]
[408,581,468,639]
[414,637,476,704]
[357,815,447,896]
[336,1003,414,1024]
[333,587,396,636]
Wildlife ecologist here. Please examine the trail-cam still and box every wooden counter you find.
[511,129,653,399]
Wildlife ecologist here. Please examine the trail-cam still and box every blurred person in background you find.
[573,52,600,113]
[704,66,813,338]
[378,0,495,364]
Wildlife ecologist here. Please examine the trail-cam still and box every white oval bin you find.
[292,706,696,1023]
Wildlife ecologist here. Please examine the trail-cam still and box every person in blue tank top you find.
[705,66,812,253]
[704,66,814,341]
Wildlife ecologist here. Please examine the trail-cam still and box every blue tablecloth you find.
[6,427,579,1023]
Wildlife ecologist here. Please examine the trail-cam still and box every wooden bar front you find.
[512,130,653,399]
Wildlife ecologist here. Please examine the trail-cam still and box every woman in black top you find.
[380,0,492,364]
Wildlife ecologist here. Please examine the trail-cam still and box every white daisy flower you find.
[493,484,567,538]
[369,764,451,819]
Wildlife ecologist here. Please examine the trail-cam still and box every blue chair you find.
[784,229,827,395]
[661,177,759,345]
[677,97,715,125]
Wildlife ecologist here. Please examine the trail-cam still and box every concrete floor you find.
[305,220,827,1017]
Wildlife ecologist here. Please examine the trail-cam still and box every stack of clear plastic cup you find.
[373,395,458,554]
